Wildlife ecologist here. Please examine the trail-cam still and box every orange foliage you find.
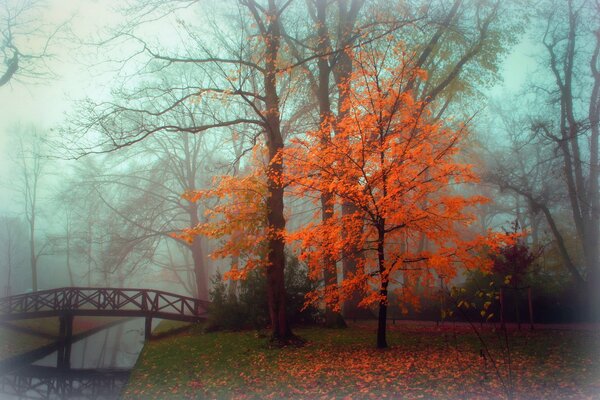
[285,42,510,314]
[171,147,270,280]
[172,41,514,341]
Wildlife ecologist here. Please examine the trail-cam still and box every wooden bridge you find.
[0,287,209,369]
[0,287,209,322]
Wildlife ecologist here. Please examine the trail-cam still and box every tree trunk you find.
[321,192,346,328]
[336,46,364,320]
[30,217,37,292]
[263,0,292,342]
[265,165,290,340]
[316,0,345,328]
[187,202,208,300]
[190,238,208,301]
[376,227,388,349]
[333,1,370,321]
[341,201,372,320]
[538,202,585,286]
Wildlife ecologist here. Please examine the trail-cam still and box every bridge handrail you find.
[0,287,210,319]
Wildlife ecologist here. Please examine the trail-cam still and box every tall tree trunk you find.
[265,161,290,340]
[190,238,208,301]
[186,200,208,300]
[333,0,371,320]
[263,0,292,341]
[545,1,599,317]
[316,0,346,328]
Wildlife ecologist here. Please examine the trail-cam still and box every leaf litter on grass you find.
[122,322,600,399]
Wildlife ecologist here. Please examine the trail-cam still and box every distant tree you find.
[84,131,219,298]
[481,111,576,277]
[533,0,600,317]
[14,128,48,291]
[45,210,76,286]
[57,158,108,286]
[485,0,600,318]
[0,215,26,296]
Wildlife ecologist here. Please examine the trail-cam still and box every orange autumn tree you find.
[286,42,504,348]
[174,150,270,281]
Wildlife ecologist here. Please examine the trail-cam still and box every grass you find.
[123,321,600,399]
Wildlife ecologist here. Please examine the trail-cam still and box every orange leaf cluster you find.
[172,41,515,315]
[285,42,507,311]
[171,148,271,279]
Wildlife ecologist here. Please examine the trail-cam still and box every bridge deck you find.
[0,287,209,322]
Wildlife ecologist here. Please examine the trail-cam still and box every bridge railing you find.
[0,287,210,321]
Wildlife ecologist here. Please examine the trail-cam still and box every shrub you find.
[206,254,321,331]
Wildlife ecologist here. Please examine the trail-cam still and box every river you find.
[0,318,152,399]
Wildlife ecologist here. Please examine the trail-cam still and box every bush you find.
[206,254,321,331]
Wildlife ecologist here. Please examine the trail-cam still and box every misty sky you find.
[0,1,537,215]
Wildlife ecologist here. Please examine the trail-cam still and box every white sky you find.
[0,1,538,215]
[0,0,123,214]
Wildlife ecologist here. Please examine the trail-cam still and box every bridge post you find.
[145,316,152,341]
[57,315,66,368]
[57,314,73,370]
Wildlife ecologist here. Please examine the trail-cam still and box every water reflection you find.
[1,366,130,400]
[1,318,151,399]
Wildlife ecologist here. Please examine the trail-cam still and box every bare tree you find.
[482,111,585,285]
[483,0,600,318]
[14,128,49,291]
[0,0,64,87]
[81,131,220,298]
[58,157,114,287]
[66,0,310,342]
[526,0,598,316]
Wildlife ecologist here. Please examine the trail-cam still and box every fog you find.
[0,0,598,325]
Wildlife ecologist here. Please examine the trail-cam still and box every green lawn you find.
[123,321,600,399]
